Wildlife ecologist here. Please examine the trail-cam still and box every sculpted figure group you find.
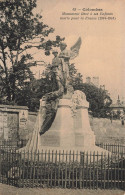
[40,37,82,135]
[51,37,82,95]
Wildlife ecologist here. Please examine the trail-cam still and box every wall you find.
[0,105,28,141]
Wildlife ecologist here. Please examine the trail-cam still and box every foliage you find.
[69,63,83,87]
[74,82,112,117]
[69,64,112,117]
[15,68,59,112]
[69,63,112,118]
[0,0,63,103]
[20,62,112,118]
[0,0,112,117]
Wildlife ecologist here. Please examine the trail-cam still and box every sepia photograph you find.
[0,0,124,195]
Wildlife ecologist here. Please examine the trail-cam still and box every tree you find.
[69,63,83,87]
[28,63,83,111]
[75,82,112,117]
[15,75,54,111]
[24,62,112,116]
[69,64,112,117]
[0,0,63,103]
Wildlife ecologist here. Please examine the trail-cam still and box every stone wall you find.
[0,105,28,141]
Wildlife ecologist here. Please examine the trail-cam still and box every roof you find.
[110,103,125,108]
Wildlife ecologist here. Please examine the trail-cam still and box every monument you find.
[39,90,106,154]
[19,37,108,154]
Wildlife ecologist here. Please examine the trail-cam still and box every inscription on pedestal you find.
[41,135,60,147]
[75,135,84,147]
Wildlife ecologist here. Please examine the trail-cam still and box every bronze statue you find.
[40,37,82,135]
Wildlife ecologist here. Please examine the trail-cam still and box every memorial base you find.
[40,96,109,155]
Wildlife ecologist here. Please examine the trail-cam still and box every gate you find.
[0,111,19,140]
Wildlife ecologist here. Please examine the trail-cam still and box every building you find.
[92,77,99,88]
[110,95,125,113]
[86,77,91,84]
[85,77,111,98]
[85,76,99,88]
[100,85,105,90]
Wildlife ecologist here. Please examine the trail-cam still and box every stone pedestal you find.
[20,90,110,159]
[74,103,95,148]
[40,91,98,152]
[40,99,75,148]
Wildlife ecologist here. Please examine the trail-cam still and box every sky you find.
[32,0,125,103]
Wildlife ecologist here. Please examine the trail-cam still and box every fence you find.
[0,150,124,189]
[96,143,125,155]
[0,140,125,155]
[0,140,27,151]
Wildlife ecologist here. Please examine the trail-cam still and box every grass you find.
[90,117,125,144]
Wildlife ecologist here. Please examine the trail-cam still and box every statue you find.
[18,37,82,153]
[51,50,63,91]
[18,37,108,155]
[58,37,82,94]
[39,37,82,134]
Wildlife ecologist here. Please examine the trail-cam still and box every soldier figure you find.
[59,42,71,93]
[51,38,82,94]
[51,50,63,91]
